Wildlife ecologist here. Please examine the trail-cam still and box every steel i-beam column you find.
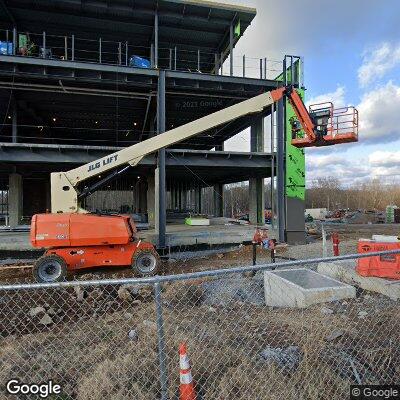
[229,23,234,76]
[213,184,224,217]
[277,97,286,242]
[198,186,202,214]
[156,70,166,249]
[271,102,275,229]
[154,11,159,68]
[213,146,224,217]
[249,116,265,225]
[11,95,17,143]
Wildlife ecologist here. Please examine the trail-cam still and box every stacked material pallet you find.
[386,205,398,223]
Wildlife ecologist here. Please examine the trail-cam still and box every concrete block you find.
[318,260,400,301]
[264,268,356,308]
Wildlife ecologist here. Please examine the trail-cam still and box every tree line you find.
[201,178,396,218]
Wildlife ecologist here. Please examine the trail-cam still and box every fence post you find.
[118,42,122,65]
[259,58,263,79]
[154,282,168,400]
[99,38,102,64]
[243,55,246,77]
[322,224,327,258]
[252,242,257,266]
[125,41,128,66]
[197,49,200,72]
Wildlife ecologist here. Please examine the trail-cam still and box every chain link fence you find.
[0,251,399,399]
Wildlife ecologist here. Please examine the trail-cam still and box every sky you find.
[222,0,400,187]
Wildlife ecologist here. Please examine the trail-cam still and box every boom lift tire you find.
[132,248,161,276]
[33,254,67,283]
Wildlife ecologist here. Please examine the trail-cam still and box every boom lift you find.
[30,86,359,283]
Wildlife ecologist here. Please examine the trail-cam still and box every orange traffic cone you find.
[179,343,197,400]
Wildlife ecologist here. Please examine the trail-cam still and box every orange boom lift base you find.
[30,213,160,282]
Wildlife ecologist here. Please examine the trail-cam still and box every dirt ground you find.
[316,223,400,241]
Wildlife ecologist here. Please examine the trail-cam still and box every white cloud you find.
[365,151,400,180]
[358,42,400,87]
[306,148,400,187]
[307,86,346,108]
[306,160,370,187]
[358,81,400,143]
[369,150,400,169]
[305,153,369,186]
[306,154,348,169]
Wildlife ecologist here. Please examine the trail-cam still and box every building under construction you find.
[0,0,306,247]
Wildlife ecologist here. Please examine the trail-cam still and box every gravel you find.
[283,239,359,263]
[201,275,265,306]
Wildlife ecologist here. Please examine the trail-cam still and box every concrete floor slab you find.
[0,223,272,252]
[264,268,356,308]
[318,260,400,301]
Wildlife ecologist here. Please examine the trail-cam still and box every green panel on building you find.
[285,89,306,201]
[274,59,306,201]
[234,20,241,37]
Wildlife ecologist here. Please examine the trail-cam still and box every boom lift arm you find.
[52,88,280,213]
[51,86,358,214]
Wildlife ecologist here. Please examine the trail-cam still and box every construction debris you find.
[325,330,344,342]
[260,346,302,372]
[39,313,54,326]
[128,329,139,342]
[29,306,46,317]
